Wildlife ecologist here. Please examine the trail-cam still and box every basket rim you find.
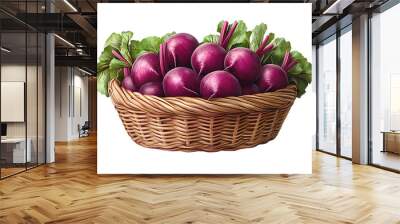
[108,79,297,115]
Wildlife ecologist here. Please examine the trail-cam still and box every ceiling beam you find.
[312,15,335,33]
[67,13,97,39]
[55,55,96,71]
[322,0,356,14]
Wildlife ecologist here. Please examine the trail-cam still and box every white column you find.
[45,0,56,163]
[46,32,55,163]
[352,14,369,164]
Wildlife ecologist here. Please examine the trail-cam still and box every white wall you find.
[1,65,38,138]
[55,66,69,141]
[1,65,25,135]
[54,67,89,141]
[71,72,89,139]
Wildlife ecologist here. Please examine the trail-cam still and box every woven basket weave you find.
[108,79,297,152]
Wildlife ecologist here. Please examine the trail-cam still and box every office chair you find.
[79,121,90,138]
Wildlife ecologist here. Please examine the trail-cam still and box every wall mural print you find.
[97,3,313,174]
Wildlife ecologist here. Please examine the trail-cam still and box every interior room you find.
[370,3,400,170]
[0,0,96,178]
[0,14,46,178]
[0,0,400,223]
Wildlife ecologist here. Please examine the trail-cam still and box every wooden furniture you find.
[382,131,400,154]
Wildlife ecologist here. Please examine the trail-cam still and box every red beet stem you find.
[222,21,238,49]
[219,21,229,46]
[286,60,298,72]
[159,44,165,76]
[281,51,290,71]
[112,49,130,66]
[159,43,169,76]
[281,52,297,72]
[260,44,274,56]
[123,67,130,77]
[256,35,270,56]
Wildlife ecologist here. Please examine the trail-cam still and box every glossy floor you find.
[0,167,25,178]
[0,135,400,223]
[1,163,42,178]
[373,150,400,171]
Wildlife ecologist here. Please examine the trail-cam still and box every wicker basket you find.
[108,79,297,152]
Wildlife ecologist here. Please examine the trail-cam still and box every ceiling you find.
[0,0,99,73]
[0,0,392,73]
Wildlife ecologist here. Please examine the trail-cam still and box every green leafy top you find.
[204,20,250,50]
[249,23,275,66]
[98,21,312,98]
[215,21,311,97]
[104,33,122,49]
[287,50,312,97]
[131,32,177,58]
[250,23,267,52]
[97,31,175,96]
[202,34,219,44]
[263,36,311,97]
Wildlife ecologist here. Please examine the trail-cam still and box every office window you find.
[371,3,400,171]
[317,35,337,154]
[339,27,352,158]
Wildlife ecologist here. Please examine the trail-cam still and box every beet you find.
[139,82,164,97]
[131,52,162,88]
[224,47,261,84]
[163,67,200,97]
[165,33,199,68]
[200,70,241,99]
[191,43,226,77]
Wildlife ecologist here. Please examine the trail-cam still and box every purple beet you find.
[163,67,200,97]
[191,43,226,77]
[257,52,297,92]
[165,33,199,68]
[200,70,241,99]
[224,47,261,84]
[139,82,164,97]
[131,52,162,88]
[122,75,136,92]
[241,83,260,95]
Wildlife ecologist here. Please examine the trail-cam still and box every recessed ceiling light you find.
[63,0,78,12]
[54,34,75,48]
[78,67,92,76]
[1,47,11,53]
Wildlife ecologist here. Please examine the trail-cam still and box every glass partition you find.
[27,31,38,169]
[0,1,46,179]
[26,0,46,169]
[371,3,400,171]
[1,30,28,177]
[317,35,337,155]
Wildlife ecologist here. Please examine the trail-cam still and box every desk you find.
[382,131,400,154]
[1,138,31,163]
